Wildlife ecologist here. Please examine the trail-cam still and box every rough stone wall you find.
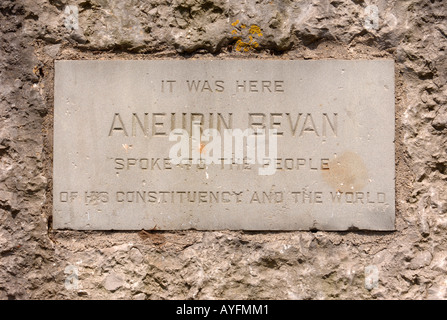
[0,0,446,299]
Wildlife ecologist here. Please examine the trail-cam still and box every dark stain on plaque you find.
[322,151,368,192]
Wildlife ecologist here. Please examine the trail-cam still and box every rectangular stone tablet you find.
[53,60,395,230]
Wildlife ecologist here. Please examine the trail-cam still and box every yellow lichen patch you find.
[230,21,263,52]
[249,25,263,37]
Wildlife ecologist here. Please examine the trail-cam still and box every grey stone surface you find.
[53,60,394,230]
[103,272,124,291]
[2,0,446,300]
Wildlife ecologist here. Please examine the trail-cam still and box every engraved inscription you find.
[54,60,395,230]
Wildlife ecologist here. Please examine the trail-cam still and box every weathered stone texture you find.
[0,0,446,299]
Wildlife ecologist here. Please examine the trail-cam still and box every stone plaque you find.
[53,60,395,230]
